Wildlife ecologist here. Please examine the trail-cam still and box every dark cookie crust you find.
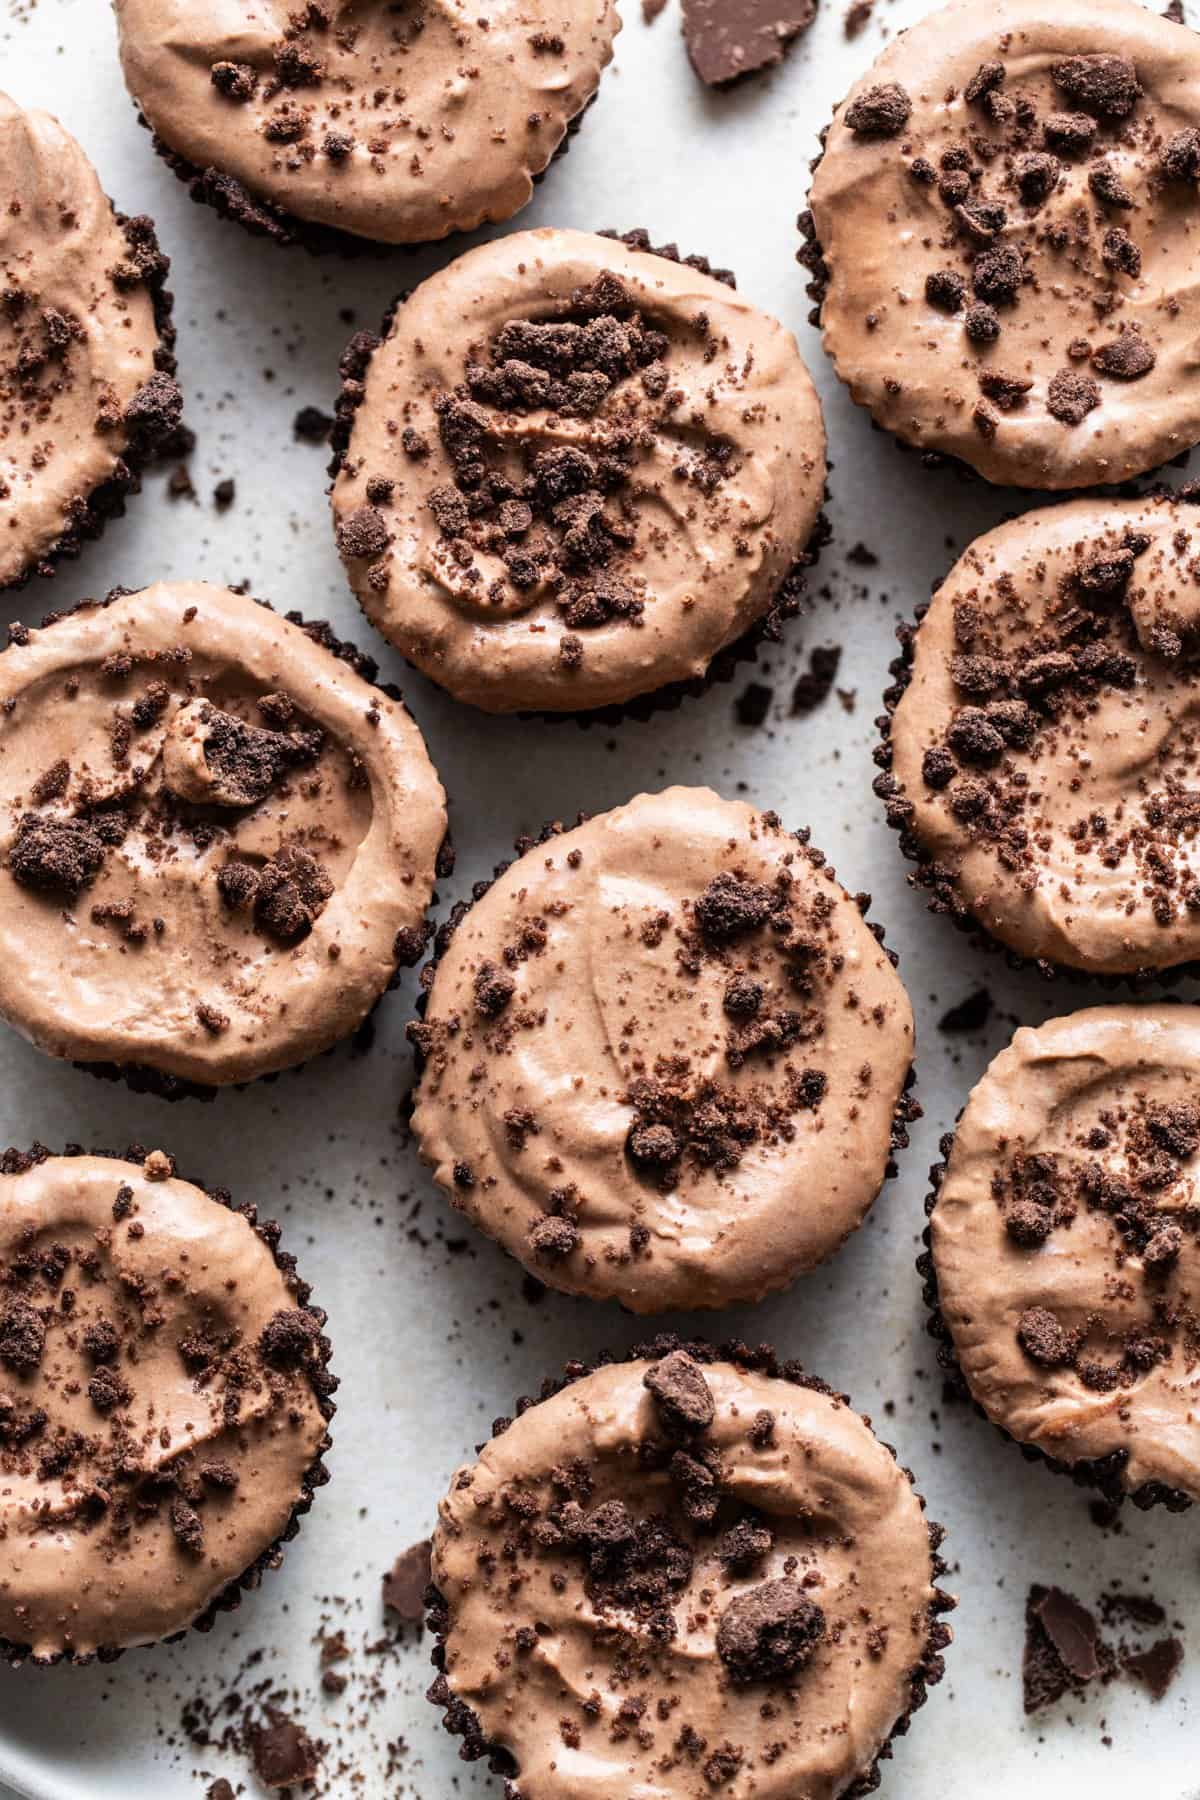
[330,227,830,727]
[4,209,182,593]
[423,1334,955,1799]
[406,811,921,1175]
[918,1144,1193,1513]
[0,1142,337,1667]
[140,98,594,258]
[0,590,453,1101]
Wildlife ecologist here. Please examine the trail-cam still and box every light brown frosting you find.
[886,496,1200,974]
[0,1150,331,1660]
[0,582,446,1085]
[932,1005,1200,1501]
[809,0,1200,488]
[433,1356,944,1800]
[0,92,169,588]
[332,230,827,713]
[114,0,619,245]
[411,788,913,1310]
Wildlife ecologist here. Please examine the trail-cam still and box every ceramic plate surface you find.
[0,1,1197,1794]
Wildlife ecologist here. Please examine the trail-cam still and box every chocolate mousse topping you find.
[806,0,1200,487]
[878,496,1200,975]
[0,583,446,1089]
[0,1148,333,1662]
[0,92,180,591]
[331,229,827,714]
[114,1,619,247]
[929,1005,1200,1505]
[409,788,916,1311]
[428,1345,953,1799]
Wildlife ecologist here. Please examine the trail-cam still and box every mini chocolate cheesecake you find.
[805,0,1200,488]
[1,92,180,591]
[0,582,447,1093]
[878,495,1200,977]
[114,0,619,249]
[926,1006,1200,1508]
[409,788,916,1310]
[0,1146,334,1662]
[428,1343,953,1799]
[331,229,828,717]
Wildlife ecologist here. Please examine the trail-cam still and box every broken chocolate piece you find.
[681,0,817,87]
[250,1709,321,1790]
[383,1538,432,1623]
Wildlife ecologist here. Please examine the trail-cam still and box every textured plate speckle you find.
[0,0,1197,1794]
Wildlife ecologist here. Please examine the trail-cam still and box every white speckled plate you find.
[0,0,1197,1793]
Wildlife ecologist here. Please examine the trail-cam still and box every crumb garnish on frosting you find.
[115,1,619,246]
[807,0,1200,486]
[332,230,827,713]
[931,1006,1200,1501]
[0,582,446,1086]
[881,497,1200,973]
[428,1349,952,1798]
[410,788,914,1310]
[0,1148,334,1660]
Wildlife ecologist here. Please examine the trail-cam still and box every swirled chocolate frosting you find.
[809,0,1200,487]
[332,229,827,713]
[0,582,446,1085]
[410,788,913,1310]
